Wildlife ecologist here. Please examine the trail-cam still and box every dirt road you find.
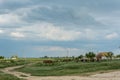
[1,65,120,80]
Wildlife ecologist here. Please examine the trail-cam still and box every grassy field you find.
[0,71,25,80]
[0,59,29,68]
[0,59,28,80]
[16,60,120,76]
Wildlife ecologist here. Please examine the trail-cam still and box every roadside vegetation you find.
[0,59,29,68]
[0,71,25,80]
[16,60,120,76]
[14,52,120,76]
[0,56,28,80]
[0,52,120,78]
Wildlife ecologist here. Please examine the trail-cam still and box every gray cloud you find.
[0,0,120,57]
[16,5,103,30]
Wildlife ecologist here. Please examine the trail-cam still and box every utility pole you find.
[66,48,70,58]
[66,48,68,58]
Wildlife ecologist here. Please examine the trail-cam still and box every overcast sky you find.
[0,0,120,57]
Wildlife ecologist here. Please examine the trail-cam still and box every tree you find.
[0,56,4,59]
[116,54,120,58]
[107,52,114,60]
[44,56,48,58]
[116,54,120,59]
[85,52,96,61]
[78,55,83,59]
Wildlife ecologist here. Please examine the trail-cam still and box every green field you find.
[0,59,28,80]
[0,58,120,79]
[16,60,120,76]
[0,71,25,80]
[0,59,29,68]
